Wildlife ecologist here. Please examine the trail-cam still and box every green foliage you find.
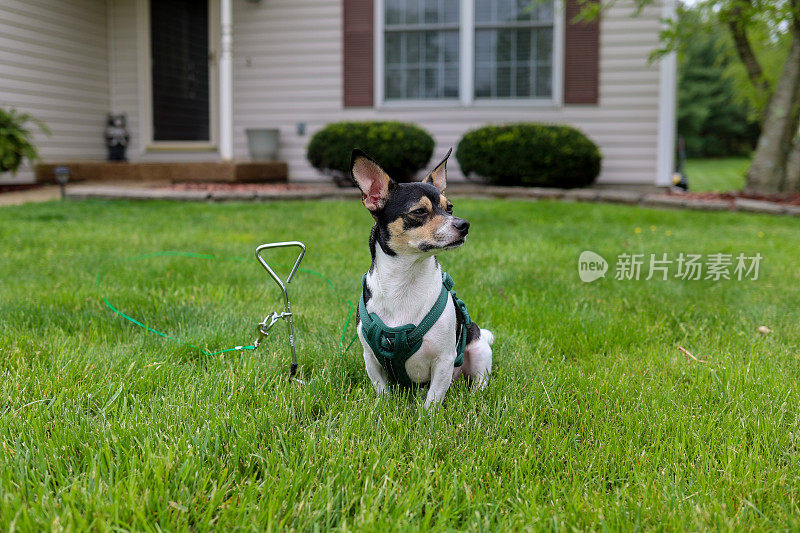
[723,22,792,116]
[620,0,795,112]
[676,9,760,157]
[307,121,435,182]
[455,123,601,188]
[0,108,50,174]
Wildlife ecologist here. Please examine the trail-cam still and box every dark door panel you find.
[151,0,210,142]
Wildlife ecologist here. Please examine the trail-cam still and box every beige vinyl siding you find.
[106,0,666,185]
[0,0,109,180]
[231,0,665,185]
[108,0,142,156]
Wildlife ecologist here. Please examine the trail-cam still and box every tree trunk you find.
[745,31,800,194]
[784,42,800,192]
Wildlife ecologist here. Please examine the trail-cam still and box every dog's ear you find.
[424,147,452,192]
[351,149,395,212]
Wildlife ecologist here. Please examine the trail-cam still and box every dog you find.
[352,148,494,409]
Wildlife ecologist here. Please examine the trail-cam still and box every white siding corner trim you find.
[656,0,677,187]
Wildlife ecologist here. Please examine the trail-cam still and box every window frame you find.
[374,0,564,108]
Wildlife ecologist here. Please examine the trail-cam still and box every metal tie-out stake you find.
[254,241,306,381]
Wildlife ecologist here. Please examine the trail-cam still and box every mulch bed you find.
[671,190,800,206]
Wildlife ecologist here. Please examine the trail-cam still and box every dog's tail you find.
[480,328,495,346]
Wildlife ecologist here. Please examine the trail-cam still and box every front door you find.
[150,0,210,142]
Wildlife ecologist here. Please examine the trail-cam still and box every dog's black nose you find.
[452,218,470,234]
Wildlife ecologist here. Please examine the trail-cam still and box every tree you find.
[677,8,759,157]
[725,1,800,194]
[577,0,800,194]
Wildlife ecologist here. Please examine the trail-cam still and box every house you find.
[0,0,676,187]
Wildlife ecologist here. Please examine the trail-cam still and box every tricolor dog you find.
[352,148,494,409]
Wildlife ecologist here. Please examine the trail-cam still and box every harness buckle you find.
[380,335,394,352]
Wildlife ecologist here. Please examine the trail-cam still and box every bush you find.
[456,123,601,188]
[307,121,434,183]
[0,108,50,174]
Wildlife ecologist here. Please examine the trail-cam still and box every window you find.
[384,0,460,100]
[380,0,558,103]
[474,0,554,99]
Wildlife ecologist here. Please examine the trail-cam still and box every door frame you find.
[137,0,219,152]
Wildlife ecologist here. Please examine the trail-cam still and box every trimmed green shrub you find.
[307,121,434,183]
[456,123,602,188]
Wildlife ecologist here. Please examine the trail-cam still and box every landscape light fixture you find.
[54,166,70,200]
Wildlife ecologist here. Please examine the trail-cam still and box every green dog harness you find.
[359,271,471,388]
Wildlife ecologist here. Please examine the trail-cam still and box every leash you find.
[97,247,360,375]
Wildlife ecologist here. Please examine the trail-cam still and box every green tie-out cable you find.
[97,251,359,358]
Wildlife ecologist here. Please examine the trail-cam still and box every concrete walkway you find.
[65,182,362,202]
[4,181,798,217]
[58,182,800,217]
[0,185,61,206]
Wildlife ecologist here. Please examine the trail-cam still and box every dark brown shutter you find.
[563,0,600,104]
[343,0,374,107]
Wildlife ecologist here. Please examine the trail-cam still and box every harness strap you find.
[359,271,471,388]
[446,272,471,368]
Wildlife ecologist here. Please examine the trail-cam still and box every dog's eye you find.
[446,204,453,214]
[411,208,428,217]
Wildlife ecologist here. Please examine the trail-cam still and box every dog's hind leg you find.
[461,328,494,390]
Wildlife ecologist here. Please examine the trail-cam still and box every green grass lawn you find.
[2,198,800,530]
[685,157,751,192]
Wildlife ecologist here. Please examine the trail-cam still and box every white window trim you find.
[374,0,564,108]
[137,0,220,152]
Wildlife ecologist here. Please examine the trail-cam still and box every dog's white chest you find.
[362,259,458,383]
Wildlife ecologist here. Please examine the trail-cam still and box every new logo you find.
[578,251,608,283]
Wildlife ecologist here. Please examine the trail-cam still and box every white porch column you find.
[219,0,234,160]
